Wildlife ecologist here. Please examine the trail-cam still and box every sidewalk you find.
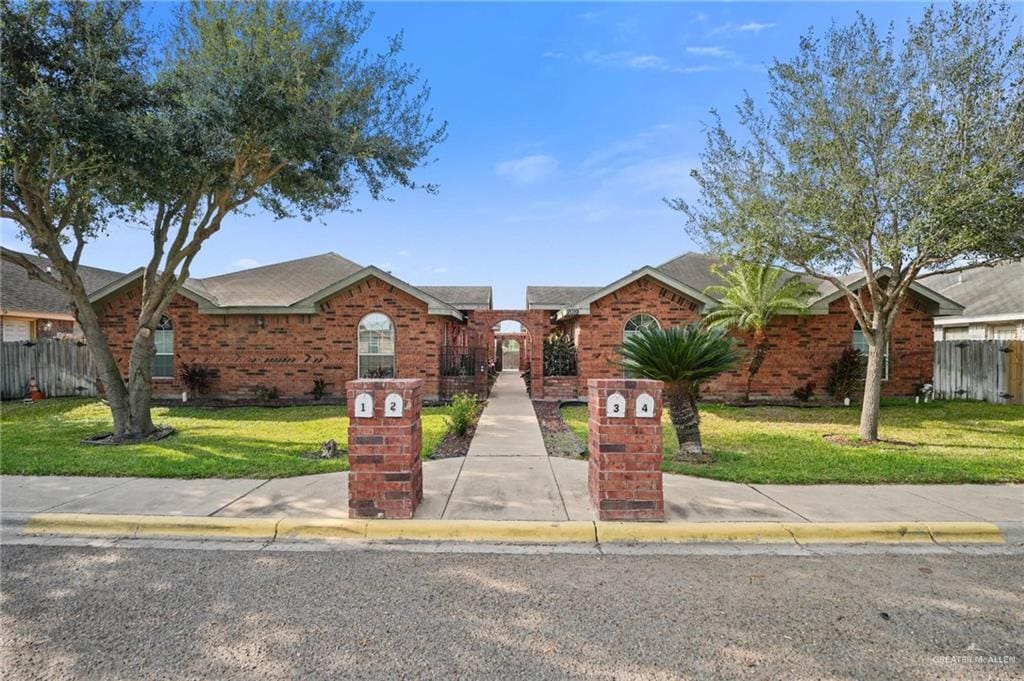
[2,462,1021,524]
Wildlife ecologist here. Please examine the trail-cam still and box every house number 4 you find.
[635,393,655,418]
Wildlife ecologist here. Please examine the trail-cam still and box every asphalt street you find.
[1,545,1021,680]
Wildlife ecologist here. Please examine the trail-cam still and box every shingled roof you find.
[1,249,125,316]
[418,286,492,310]
[84,252,488,317]
[922,259,1024,318]
[526,286,602,309]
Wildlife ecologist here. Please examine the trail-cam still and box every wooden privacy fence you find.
[1,339,99,400]
[933,340,1024,405]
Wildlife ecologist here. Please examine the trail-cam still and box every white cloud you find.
[542,51,564,59]
[686,46,732,58]
[710,21,777,36]
[626,54,666,69]
[582,51,716,75]
[432,267,448,274]
[232,258,260,269]
[398,250,412,257]
[494,154,558,185]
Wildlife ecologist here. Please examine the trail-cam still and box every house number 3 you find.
[606,393,626,418]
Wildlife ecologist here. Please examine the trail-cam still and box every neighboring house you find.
[0,249,124,342]
[90,253,493,401]
[923,259,1024,341]
[529,252,963,400]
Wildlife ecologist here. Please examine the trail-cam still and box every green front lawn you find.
[560,400,1024,484]
[0,398,450,479]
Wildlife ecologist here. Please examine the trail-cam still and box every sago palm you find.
[617,324,739,463]
[702,263,815,402]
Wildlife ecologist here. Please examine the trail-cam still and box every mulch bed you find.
[429,426,475,459]
[533,400,586,458]
[823,434,917,448]
[81,426,176,446]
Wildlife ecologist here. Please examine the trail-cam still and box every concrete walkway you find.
[442,371,569,520]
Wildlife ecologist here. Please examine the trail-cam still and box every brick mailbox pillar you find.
[346,379,423,519]
[587,379,665,522]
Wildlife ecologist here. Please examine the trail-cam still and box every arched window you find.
[358,313,395,378]
[623,314,660,378]
[154,316,174,378]
[852,323,889,381]
[624,313,660,341]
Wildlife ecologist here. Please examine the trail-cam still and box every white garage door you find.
[2,318,32,342]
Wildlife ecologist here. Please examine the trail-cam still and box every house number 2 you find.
[354,393,374,418]
[384,393,404,417]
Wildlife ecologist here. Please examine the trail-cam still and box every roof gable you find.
[1,248,125,316]
[555,266,718,320]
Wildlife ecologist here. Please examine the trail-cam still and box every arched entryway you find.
[465,310,557,398]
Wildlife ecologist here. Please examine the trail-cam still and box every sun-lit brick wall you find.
[570,276,703,386]
[706,296,936,399]
[97,277,448,400]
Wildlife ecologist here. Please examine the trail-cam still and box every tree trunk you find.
[664,385,712,463]
[125,327,158,437]
[73,298,157,439]
[858,330,887,442]
[744,329,769,402]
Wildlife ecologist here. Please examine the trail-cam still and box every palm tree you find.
[702,263,815,402]
[617,324,739,463]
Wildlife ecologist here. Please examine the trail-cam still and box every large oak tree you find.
[673,1,1023,441]
[1,0,444,438]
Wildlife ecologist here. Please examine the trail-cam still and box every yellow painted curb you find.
[25,513,140,537]
[785,522,933,543]
[598,521,794,544]
[21,515,1005,545]
[24,514,278,540]
[277,519,367,540]
[927,522,1005,544]
[364,519,598,543]
[133,516,277,539]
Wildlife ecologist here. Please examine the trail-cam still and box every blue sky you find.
[2,1,943,309]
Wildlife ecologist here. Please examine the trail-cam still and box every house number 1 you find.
[354,393,374,418]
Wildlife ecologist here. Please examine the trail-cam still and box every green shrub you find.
[543,332,578,376]
[311,378,328,401]
[446,391,481,437]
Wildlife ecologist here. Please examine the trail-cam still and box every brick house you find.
[528,253,964,400]
[83,250,963,402]
[89,253,492,401]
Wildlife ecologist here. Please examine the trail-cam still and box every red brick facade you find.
[97,276,449,400]
[95,271,936,403]
[557,275,935,400]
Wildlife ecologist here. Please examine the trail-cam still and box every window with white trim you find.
[154,316,174,378]
[623,313,661,378]
[358,313,395,378]
[852,323,888,381]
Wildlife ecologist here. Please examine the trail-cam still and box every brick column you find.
[346,379,423,519]
[587,379,665,521]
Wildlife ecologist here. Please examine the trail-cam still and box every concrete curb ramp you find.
[22,514,1005,545]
